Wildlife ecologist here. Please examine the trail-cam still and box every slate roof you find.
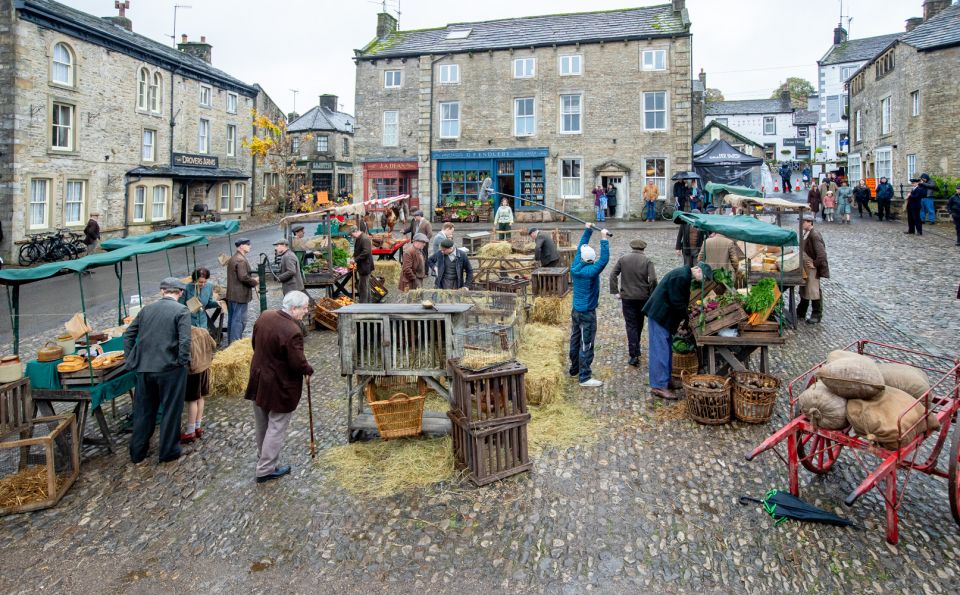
[16,0,256,94]
[820,32,901,65]
[694,120,763,149]
[357,5,689,59]
[792,110,818,126]
[287,106,355,134]
[705,99,791,116]
[901,3,960,51]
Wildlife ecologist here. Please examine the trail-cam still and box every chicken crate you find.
[452,325,518,373]
[484,277,529,308]
[0,414,79,515]
[449,359,527,428]
[531,267,570,297]
[448,409,532,486]
[557,247,577,268]
[1,379,32,440]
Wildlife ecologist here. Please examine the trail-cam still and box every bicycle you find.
[656,198,679,220]
[18,229,86,266]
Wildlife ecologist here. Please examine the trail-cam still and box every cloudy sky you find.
[61,0,923,113]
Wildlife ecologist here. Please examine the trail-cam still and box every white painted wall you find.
[817,61,863,163]
[704,112,801,159]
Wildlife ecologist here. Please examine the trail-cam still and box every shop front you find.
[432,148,547,223]
[362,159,419,209]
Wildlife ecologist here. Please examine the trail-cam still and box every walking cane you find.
[305,375,316,458]
[479,177,615,237]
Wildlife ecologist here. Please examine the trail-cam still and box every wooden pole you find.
[305,376,316,457]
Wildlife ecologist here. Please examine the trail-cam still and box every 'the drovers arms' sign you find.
[173,153,219,169]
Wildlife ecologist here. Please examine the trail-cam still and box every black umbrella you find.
[739,490,856,527]
[671,171,701,181]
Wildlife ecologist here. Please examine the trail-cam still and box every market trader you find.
[273,238,304,296]
[226,238,259,344]
[124,277,193,464]
[529,228,561,268]
[609,238,657,368]
[349,225,375,303]
[643,262,711,400]
[570,224,610,388]
[429,238,473,289]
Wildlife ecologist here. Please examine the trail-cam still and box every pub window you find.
[51,42,75,86]
[438,169,490,206]
[29,179,50,229]
[233,183,245,211]
[152,186,168,220]
[316,135,328,152]
[291,136,301,154]
[763,116,776,135]
[64,180,85,226]
[51,102,75,151]
[219,182,230,211]
[132,185,146,222]
[198,118,210,153]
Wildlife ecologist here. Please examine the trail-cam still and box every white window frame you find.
[219,182,231,212]
[763,116,776,136]
[52,42,74,86]
[643,92,667,131]
[342,137,350,157]
[384,70,402,89]
[64,180,85,226]
[142,129,156,162]
[906,154,917,181]
[227,92,238,114]
[880,97,891,135]
[198,118,210,154]
[382,111,398,146]
[911,91,920,117]
[148,72,160,113]
[262,172,279,200]
[233,183,245,212]
[51,102,74,151]
[151,186,168,221]
[875,147,893,180]
[316,135,328,152]
[29,179,50,230]
[559,54,582,76]
[847,154,861,185]
[641,49,667,71]
[514,97,535,137]
[559,158,582,199]
[227,124,237,157]
[438,64,460,84]
[715,117,728,127]
[199,85,212,107]
[137,68,148,110]
[854,110,861,142]
[439,101,460,139]
[132,185,146,223]
[559,94,582,134]
[644,157,668,198]
[291,136,301,154]
[513,57,535,79]
[840,65,856,82]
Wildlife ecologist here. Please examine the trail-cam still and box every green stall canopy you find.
[100,220,240,250]
[703,182,764,198]
[0,235,207,285]
[672,212,798,247]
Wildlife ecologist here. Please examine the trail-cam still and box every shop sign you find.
[431,147,549,160]
[363,161,418,171]
[311,161,333,170]
[173,153,218,168]
[783,138,807,148]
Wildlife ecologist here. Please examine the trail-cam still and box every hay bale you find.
[374,260,401,287]
[209,338,253,398]
[477,241,514,258]
[517,323,568,406]
[320,437,456,498]
[529,295,572,326]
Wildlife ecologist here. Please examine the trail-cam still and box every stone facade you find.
[252,85,285,212]
[287,95,356,200]
[0,1,15,256]
[353,9,693,220]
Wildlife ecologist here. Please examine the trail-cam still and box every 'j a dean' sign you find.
[173,153,219,169]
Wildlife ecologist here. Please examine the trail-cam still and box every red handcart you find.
[746,340,960,544]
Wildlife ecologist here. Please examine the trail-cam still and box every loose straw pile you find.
[529,294,572,326]
[0,466,66,509]
[209,338,253,398]
[320,437,456,498]
[517,323,567,406]
[477,241,514,258]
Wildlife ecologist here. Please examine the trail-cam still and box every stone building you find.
[694,121,764,160]
[287,95,356,199]
[252,84,285,212]
[703,93,812,162]
[352,2,693,220]
[0,0,270,260]
[847,1,960,189]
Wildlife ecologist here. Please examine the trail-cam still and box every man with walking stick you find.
[245,291,314,483]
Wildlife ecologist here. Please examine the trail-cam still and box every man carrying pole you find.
[570,223,610,388]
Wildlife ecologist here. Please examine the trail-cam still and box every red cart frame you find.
[746,339,960,544]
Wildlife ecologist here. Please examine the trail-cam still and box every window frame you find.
[233,183,245,212]
[51,42,75,87]
[854,110,861,143]
[715,117,728,127]
[643,91,668,131]
[142,128,156,162]
[132,185,147,223]
[559,158,582,199]
[641,49,667,72]
[875,147,893,180]
[559,54,582,76]
[643,157,668,198]
[514,97,535,137]
[64,179,85,226]
[342,137,350,157]
[137,68,149,110]
[219,182,231,212]
[384,70,403,89]
[382,111,399,146]
[439,101,460,139]
[198,118,210,154]
[880,96,891,135]
[910,90,920,117]
[438,64,460,85]
[316,135,328,153]
[29,179,51,230]
[199,85,212,107]
[513,57,535,79]
[227,92,238,114]
[906,154,917,182]
[148,72,161,113]
[51,101,75,151]
[291,136,301,154]
[847,154,861,185]
[151,185,168,221]
[559,93,582,135]
[762,116,777,136]
[227,124,237,157]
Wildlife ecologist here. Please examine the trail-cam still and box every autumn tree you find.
[704,88,725,103]
[243,111,311,214]
[771,77,815,109]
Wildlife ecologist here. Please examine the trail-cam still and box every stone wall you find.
[0,1,15,258]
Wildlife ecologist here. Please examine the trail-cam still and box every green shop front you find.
[432,148,547,223]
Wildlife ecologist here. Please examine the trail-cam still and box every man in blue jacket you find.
[569,224,610,388]
[875,176,894,222]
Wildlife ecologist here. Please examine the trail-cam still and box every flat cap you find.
[412,210,424,217]
[292,225,304,233]
[802,213,815,222]
[527,227,539,235]
[630,238,647,250]
[273,238,289,246]
[413,233,429,243]
[920,173,931,181]
[160,276,186,291]
[440,238,455,249]
[695,261,713,280]
[234,237,251,247]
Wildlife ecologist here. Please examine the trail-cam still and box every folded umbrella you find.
[740,489,856,527]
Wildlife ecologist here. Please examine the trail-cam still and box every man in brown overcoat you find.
[609,238,658,367]
[245,291,314,483]
[798,214,830,324]
[350,226,375,303]
[399,233,428,291]
[226,238,259,344]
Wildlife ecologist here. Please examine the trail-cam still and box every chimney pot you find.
[905,17,924,32]
[181,34,188,43]
[319,95,339,112]
[376,12,398,40]
[200,35,206,43]
[833,26,848,45]
[923,0,950,21]
[672,0,685,13]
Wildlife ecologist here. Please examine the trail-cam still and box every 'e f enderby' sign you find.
[173,153,219,168]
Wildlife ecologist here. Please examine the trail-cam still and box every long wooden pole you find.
[305,376,316,458]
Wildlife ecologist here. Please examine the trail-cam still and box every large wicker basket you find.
[731,370,781,424]
[682,371,731,425]
[367,392,426,440]
[672,350,699,379]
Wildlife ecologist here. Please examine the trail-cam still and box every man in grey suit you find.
[273,238,304,295]
[124,277,193,464]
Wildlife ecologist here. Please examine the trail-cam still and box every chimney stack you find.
[102,1,132,32]
[672,0,685,12]
[905,17,924,32]
[319,95,338,112]
[698,68,706,88]
[833,26,848,45]
[178,35,213,64]
[287,112,300,123]
[923,0,950,21]
[780,89,792,109]
[377,12,398,40]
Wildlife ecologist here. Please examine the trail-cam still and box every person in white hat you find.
[569,224,610,388]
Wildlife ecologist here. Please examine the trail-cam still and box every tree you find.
[771,77,815,109]
[704,88,725,102]
[243,111,311,214]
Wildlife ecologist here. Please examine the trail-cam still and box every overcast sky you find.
[61,0,924,114]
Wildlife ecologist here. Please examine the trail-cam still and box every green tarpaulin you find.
[0,235,207,285]
[100,220,239,250]
[704,182,763,198]
[672,212,798,247]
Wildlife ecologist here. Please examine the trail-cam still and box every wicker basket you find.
[366,391,426,440]
[731,370,781,424]
[672,350,699,378]
[682,371,731,425]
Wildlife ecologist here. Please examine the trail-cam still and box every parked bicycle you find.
[18,229,87,266]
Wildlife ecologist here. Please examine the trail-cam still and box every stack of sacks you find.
[799,350,939,449]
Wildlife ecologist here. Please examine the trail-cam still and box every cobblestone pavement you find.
[2,217,960,593]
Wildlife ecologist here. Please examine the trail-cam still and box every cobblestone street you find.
[2,216,959,593]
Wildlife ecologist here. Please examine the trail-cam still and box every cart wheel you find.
[948,417,960,526]
[797,429,843,474]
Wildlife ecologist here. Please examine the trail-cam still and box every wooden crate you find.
[448,410,531,486]
[1,379,32,440]
[486,277,529,304]
[0,414,79,515]
[58,362,126,387]
[551,229,572,247]
[531,267,570,297]
[690,302,748,338]
[689,281,726,306]
[463,232,491,254]
[738,320,781,339]
[450,360,527,428]
[313,297,343,331]
[557,247,577,268]
[304,270,336,287]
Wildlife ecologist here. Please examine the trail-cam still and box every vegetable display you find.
[712,268,734,287]
[744,278,778,314]
[672,338,695,354]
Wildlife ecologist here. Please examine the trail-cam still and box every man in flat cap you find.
[429,238,473,289]
[797,213,829,324]
[349,226,375,302]
[124,277,192,464]
[399,233,429,291]
[273,238,304,296]
[529,228,561,268]
[226,238,259,344]
[609,238,657,367]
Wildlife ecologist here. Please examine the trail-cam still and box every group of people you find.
[591,184,618,222]
[806,173,892,224]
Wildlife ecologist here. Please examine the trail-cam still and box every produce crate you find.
[450,359,527,428]
[0,414,79,515]
[370,276,388,303]
[689,281,726,306]
[448,409,531,486]
[304,270,336,286]
[738,320,781,339]
[1,379,32,440]
[58,361,126,386]
[313,297,344,331]
[531,267,570,297]
[690,302,748,338]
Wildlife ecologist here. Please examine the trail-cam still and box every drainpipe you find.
[122,176,142,238]
[426,54,449,222]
